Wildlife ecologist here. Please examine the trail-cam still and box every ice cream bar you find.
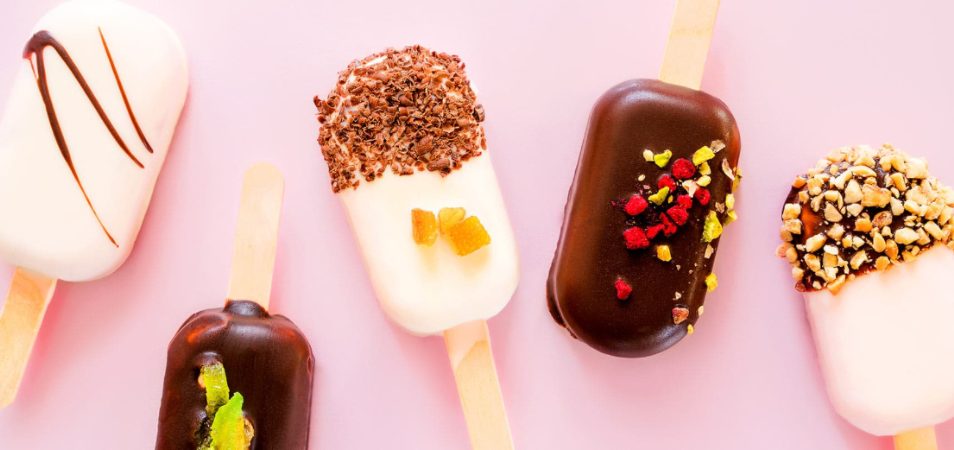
[0,0,188,281]
[547,80,740,357]
[547,0,739,357]
[156,164,314,449]
[778,144,954,441]
[315,46,517,450]
[156,301,314,449]
[314,46,518,336]
[0,0,187,408]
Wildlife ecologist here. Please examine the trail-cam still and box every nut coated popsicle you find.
[778,145,954,448]
[156,164,315,449]
[315,46,518,450]
[0,0,187,407]
[547,0,740,357]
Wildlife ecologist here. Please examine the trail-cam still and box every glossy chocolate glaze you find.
[547,79,740,358]
[156,301,314,449]
[24,28,152,246]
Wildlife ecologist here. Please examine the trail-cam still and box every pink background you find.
[1,0,954,448]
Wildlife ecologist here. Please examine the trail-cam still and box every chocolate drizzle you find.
[23,28,153,246]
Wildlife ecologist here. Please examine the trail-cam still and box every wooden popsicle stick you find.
[0,268,57,408]
[444,320,514,450]
[894,427,937,450]
[225,163,285,310]
[659,0,721,90]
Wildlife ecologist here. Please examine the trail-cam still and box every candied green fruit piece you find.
[705,273,718,292]
[653,149,673,168]
[692,146,715,165]
[448,216,491,256]
[411,209,438,245]
[702,211,724,243]
[648,187,670,206]
[210,393,253,450]
[200,363,230,417]
[438,207,466,235]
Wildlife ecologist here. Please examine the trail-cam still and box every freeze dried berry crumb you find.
[677,195,693,209]
[672,306,690,324]
[614,278,633,300]
[672,158,696,179]
[657,174,677,192]
[646,224,665,239]
[666,206,689,226]
[623,227,650,250]
[694,188,711,206]
[624,194,649,216]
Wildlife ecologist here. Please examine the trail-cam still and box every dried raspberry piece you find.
[646,223,665,239]
[677,195,693,209]
[666,206,689,226]
[657,174,677,192]
[672,306,690,324]
[694,187,711,206]
[624,194,648,216]
[661,214,678,236]
[614,278,633,300]
[672,158,696,179]
[623,226,650,250]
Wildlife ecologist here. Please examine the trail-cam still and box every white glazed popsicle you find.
[0,0,187,408]
[779,144,954,446]
[315,46,518,449]
[806,247,954,436]
[316,48,518,335]
[0,0,188,281]
[338,155,519,335]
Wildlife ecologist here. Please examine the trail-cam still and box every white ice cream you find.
[339,154,519,335]
[805,246,954,435]
[0,0,188,281]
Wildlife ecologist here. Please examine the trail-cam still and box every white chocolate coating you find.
[339,154,519,335]
[0,0,188,281]
[805,246,954,435]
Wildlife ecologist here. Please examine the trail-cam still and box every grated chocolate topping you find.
[778,144,954,294]
[314,46,486,192]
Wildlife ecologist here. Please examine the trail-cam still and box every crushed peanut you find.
[778,144,954,293]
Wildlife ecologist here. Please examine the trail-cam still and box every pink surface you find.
[0,0,953,448]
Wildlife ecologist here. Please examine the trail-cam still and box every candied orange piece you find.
[447,216,491,255]
[411,209,438,245]
[438,207,466,235]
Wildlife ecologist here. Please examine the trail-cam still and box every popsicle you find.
[314,46,518,449]
[778,144,954,450]
[0,0,188,406]
[156,164,315,449]
[547,0,741,357]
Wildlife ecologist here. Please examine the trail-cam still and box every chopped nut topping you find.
[778,144,954,293]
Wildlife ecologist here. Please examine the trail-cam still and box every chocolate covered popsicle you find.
[778,145,954,449]
[314,46,518,449]
[0,0,188,406]
[547,0,741,357]
[156,164,314,449]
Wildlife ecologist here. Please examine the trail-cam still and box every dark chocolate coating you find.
[547,79,740,358]
[156,301,315,449]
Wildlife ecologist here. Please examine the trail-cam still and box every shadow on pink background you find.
[0,0,952,448]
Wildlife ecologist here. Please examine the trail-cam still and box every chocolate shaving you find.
[314,46,486,192]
